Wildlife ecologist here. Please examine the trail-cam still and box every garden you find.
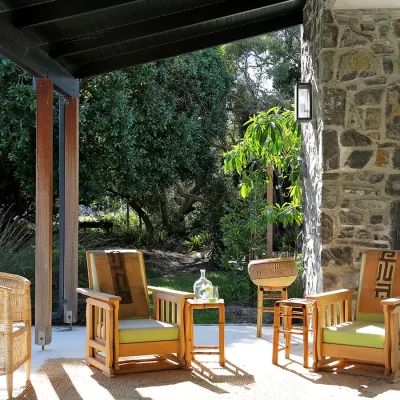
[0,27,303,325]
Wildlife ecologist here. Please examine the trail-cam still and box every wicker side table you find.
[184,299,225,367]
[272,298,314,368]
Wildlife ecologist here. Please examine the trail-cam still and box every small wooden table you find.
[272,298,314,368]
[184,299,225,367]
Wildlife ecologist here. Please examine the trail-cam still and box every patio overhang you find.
[0,0,306,347]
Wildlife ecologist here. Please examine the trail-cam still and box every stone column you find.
[302,0,400,293]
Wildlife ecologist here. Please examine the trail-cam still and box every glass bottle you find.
[193,269,212,300]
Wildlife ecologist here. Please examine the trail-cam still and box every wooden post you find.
[63,96,79,323]
[35,78,53,346]
[267,165,273,257]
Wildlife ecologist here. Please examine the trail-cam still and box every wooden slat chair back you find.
[78,249,195,375]
[307,249,400,382]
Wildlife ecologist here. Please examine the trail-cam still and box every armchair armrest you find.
[306,288,357,304]
[76,288,121,303]
[148,286,195,299]
[381,297,400,315]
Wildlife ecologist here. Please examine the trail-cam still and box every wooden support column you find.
[63,96,79,323]
[267,165,273,257]
[35,78,53,346]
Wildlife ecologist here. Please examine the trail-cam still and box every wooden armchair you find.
[77,249,195,375]
[0,272,31,399]
[307,250,400,382]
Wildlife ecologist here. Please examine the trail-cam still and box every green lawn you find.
[148,269,304,324]
[148,271,251,323]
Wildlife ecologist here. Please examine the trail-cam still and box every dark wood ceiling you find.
[0,0,305,96]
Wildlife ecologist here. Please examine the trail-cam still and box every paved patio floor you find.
[1,325,398,399]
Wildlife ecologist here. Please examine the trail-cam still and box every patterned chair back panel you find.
[356,250,400,322]
[88,250,150,319]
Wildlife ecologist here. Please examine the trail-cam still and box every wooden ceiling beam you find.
[3,0,141,28]
[45,0,290,58]
[72,11,302,78]
[0,18,78,97]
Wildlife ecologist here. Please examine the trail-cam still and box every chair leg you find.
[25,359,31,382]
[6,372,13,399]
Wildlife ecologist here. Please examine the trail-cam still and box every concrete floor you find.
[0,324,307,399]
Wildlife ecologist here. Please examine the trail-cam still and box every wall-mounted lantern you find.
[295,82,312,122]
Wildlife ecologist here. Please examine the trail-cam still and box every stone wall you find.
[302,1,400,293]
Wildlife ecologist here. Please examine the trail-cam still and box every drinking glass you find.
[209,286,219,303]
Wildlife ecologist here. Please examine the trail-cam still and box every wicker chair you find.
[0,273,31,398]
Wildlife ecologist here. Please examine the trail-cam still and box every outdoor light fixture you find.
[295,82,312,122]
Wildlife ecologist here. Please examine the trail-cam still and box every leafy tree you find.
[224,27,301,140]
[222,108,302,263]
[0,58,37,215]
[79,48,232,233]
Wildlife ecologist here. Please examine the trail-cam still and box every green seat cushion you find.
[323,320,385,349]
[119,318,179,344]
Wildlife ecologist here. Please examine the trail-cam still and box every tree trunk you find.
[128,199,154,233]
[160,189,169,229]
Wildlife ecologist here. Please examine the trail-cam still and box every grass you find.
[148,266,304,324]
[148,271,251,323]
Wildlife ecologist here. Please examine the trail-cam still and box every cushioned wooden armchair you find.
[307,250,400,382]
[77,250,195,375]
[0,272,31,399]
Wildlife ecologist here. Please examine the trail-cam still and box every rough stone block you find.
[390,201,400,249]
[341,130,372,147]
[322,212,334,244]
[386,85,400,140]
[358,171,384,184]
[322,186,339,209]
[322,247,353,266]
[321,51,335,83]
[343,186,379,196]
[366,132,380,140]
[341,200,350,209]
[339,28,372,47]
[379,25,389,38]
[338,227,354,238]
[370,215,383,224]
[375,149,389,167]
[356,229,372,240]
[345,150,373,169]
[354,89,384,106]
[322,129,340,171]
[364,77,387,86]
[355,200,386,211]
[386,174,400,196]
[395,18,400,37]
[393,147,400,170]
[371,41,395,55]
[322,25,338,48]
[365,108,382,130]
[382,57,394,74]
[324,88,346,125]
[346,106,364,129]
[340,211,364,225]
[338,50,378,82]
[360,23,375,32]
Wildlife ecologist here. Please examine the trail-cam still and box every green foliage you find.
[0,207,34,274]
[79,48,232,236]
[185,233,209,251]
[224,108,302,228]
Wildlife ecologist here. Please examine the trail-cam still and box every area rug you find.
[14,353,400,400]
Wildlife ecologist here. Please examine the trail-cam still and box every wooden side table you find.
[272,298,314,368]
[184,299,225,367]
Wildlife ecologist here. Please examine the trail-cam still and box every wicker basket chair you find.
[0,272,31,398]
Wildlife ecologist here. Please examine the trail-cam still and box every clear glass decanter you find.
[193,269,212,300]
